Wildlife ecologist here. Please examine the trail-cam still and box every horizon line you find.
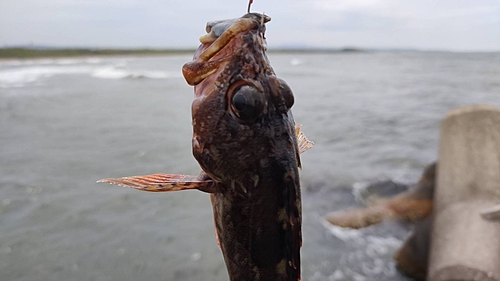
[1,45,499,54]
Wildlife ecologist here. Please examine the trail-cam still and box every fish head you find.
[182,13,299,193]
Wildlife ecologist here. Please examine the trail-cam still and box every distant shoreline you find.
[0,47,368,59]
[0,48,196,59]
[1,47,497,60]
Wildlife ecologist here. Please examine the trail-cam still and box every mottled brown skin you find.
[184,13,301,281]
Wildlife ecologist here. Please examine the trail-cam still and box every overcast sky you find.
[1,0,499,51]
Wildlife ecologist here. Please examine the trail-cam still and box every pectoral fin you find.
[296,124,313,155]
[97,173,217,193]
[294,124,314,170]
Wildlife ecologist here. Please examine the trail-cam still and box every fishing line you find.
[247,0,253,13]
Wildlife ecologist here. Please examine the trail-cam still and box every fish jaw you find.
[182,13,271,89]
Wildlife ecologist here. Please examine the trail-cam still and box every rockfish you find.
[99,12,312,281]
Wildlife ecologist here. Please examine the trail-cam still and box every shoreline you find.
[0,48,196,60]
[0,54,192,62]
[0,47,370,60]
[1,47,498,61]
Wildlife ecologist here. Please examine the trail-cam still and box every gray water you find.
[1,52,499,281]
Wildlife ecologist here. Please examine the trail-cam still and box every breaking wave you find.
[0,66,95,88]
[91,67,181,80]
[319,217,403,281]
[289,58,304,66]
[0,59,181,88]
[0,58,103,67]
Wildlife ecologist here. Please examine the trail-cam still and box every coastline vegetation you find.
[0,48,195,59]
[0,47,367,59]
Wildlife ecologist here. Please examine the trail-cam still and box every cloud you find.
[0,0,499,51]
[267,0,500,51]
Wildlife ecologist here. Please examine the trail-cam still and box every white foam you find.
[321,215,403,279]
[290,58,303,66]
[85,58,102,64]
[0,60,24,67]
[330,270,344,281]
[0,58,102,67]
[365,235,402,253]
[0,66,95,87]
[55,59,83,65]
[129,70,176,79]
[352,181,370,202]
[91,67,180,80]
[91,67,129,79]
[321,217,363,242]
[361,258,384,275]
[113,61,128,68]
[0,59,55,67]
[0,62,181,88]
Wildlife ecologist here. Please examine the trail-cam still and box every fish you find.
[98,12,313,281]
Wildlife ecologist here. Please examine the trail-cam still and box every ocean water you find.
[1,52,499,281]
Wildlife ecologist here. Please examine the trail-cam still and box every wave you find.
[0,64,181,88]
[91,67,181,80]
[320,217,402,280]
[290,58,304,66]
[54,58,102,65]
[0,66,96,88]
[0,58,104,67]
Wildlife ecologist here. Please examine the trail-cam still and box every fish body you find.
[186,13,302,281]
[99,13,312,281]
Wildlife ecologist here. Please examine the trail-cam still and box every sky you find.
[0,0,499,51]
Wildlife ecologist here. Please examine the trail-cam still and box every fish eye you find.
[278,79,294,110]
[230,85,264,122]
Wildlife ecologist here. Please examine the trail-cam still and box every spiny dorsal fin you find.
[97,173,216,193]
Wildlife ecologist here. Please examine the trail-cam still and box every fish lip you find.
[205,18,238,37]
[182,13,271,86]
[201,13,271,43]
[196,13,271,61]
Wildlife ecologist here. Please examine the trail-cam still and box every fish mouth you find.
[182,13,271,86]
[200,13,271,44]
[199,18,239,44]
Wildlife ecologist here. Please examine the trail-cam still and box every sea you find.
[1,52,499,281]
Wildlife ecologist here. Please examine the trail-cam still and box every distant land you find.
[0,47,196,59]
[0,46,371,59]
[2,46,495,59]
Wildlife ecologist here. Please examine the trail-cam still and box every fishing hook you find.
[247,0,253,13]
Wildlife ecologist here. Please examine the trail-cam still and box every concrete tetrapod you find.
[428,105,500,281]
